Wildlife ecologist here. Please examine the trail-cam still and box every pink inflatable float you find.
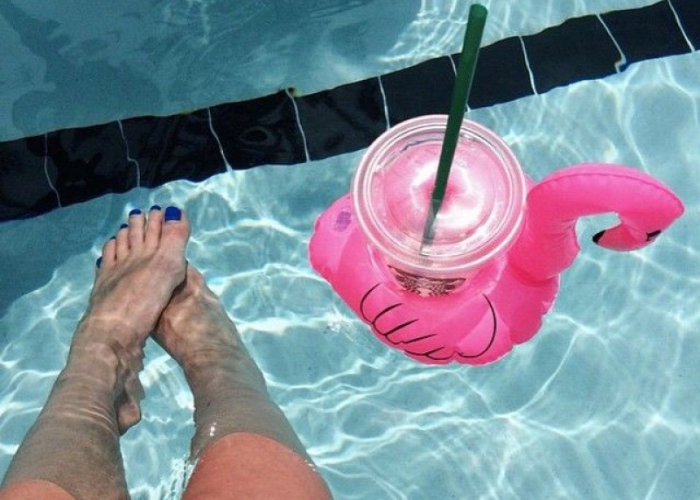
[310,160,684,365]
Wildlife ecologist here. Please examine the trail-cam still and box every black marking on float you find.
[383,319,420,340]
[647,230,662,241]
[359,283,422,341]
[457,295,498,360]
[1,0,698,222]
[370,303,404,326]
[402,333,438,344]
[359,283,382,321]
[405,345,446,358]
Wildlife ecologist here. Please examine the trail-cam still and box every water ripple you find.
[1,23,699,500]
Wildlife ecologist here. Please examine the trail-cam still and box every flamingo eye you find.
[646,230,662,241]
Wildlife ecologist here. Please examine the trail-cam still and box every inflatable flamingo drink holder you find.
[309,115,684,365]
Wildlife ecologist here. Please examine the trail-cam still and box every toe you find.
[115,223,130,260]
[100,237,117,270]
[144,205,163,249]
[160,206,190,253]
[115,392,143,434]
[127,209,146,249]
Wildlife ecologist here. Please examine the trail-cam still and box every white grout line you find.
[446,55,471,114]
[377,75,391,130]
[667,0,696,52]
[284,88,311,162]
[447,54,457,76]
[518,36,539,95]
[206,107,233,172]
[596,14,628,73]
[117,120,141,188]
[42,134,62,208]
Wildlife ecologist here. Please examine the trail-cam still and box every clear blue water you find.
[1,1,699,499]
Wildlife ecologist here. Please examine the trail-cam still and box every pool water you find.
[1,1,699,499]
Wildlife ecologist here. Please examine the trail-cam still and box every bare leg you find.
[154,266,332,498]
[154,266,307,458]
[1,207,190,500]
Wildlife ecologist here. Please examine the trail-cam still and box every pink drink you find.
[352,115,527,296]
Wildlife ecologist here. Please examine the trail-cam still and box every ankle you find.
[183,345,246,381]
[67,322,145,395]
[75,312,146,343]
[183,346,269,399]
[73,314,146,357]
[173,326,245,372]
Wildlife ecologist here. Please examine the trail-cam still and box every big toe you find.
[144,205,191,257]
[161,206,190,249]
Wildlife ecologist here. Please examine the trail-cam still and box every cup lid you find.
[352,115,527,277]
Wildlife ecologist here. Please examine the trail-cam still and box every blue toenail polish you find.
[150,205,161,211]
[129,208,142,216]
[96,257,102,268]
[120,223,128,230]
[164,206,182,222]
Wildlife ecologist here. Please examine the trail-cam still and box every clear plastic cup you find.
[352,115,527,296]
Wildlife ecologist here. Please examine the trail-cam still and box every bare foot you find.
[153,266,243,374]
[154,265,312,460]
[71,205,190,432]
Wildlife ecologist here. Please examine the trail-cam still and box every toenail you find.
[164,206,182,222]
[129,209,142,216]
[150,205,161,211]
[120,223,128,230]
[96,257,102,268]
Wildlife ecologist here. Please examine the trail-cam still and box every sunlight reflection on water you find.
[1,2,699,499]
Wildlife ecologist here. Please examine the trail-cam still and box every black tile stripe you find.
[0,136,58,220]
[296,79,388,161]
[523,15,623,94]
[671,0,700,49]
[380,56,457,125]
[468,37,534,108]
[210,91,308,168]
[601,1,692,67]
[121,110,227,186]
[48,123,136,206]
[1,0,697,222]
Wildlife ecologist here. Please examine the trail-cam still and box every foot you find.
[71,205,190,432]
[154,265,306,460]
[153,266,243,374]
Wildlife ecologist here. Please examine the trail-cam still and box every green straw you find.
[420,4,488,252]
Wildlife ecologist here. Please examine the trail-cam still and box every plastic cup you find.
[352,115,527,296]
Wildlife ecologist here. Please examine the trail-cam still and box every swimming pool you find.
[1,1,699,498]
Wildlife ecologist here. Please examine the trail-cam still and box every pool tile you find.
[209,91,307,168]
[523,15,620,94]
[1,1,697,224]
[601,1,693,66]
[296,79,387,161]
[671,0,700,50]
[468,36,535,108]
[0,136,58,221]
[49,123,134,206]
[120,110,226,186]
[381,56,455,125]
